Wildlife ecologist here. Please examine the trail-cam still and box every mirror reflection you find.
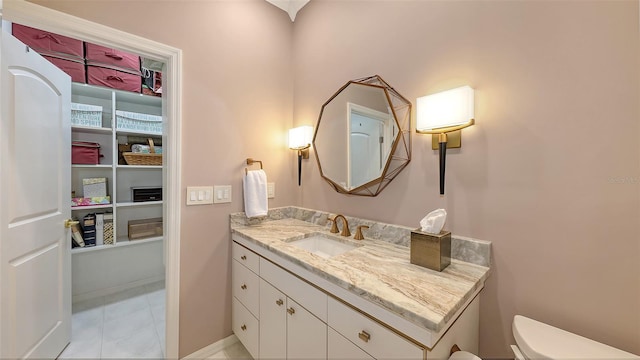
[314,75,411,196]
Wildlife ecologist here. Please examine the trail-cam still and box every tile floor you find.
[207,341,252,360]
[58,281,166,359]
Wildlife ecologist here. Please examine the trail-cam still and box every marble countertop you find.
[231,215,491,333]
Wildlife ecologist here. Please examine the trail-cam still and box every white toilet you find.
[511,315,640,360]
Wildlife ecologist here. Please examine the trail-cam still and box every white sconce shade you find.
[288,125,313,149]
[416,86,474,132]
[289,125,313,186]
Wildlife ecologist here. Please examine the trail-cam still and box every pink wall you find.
[27,0,640,357]
[293,1,640,357]
[28,0,298,356]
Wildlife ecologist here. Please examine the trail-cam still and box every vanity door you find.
[259,279,287,359]
[286,297,327,359]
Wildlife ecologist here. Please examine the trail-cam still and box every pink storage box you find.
[12,23,83,58]
[72,141,102,164]
[87,65,141,93]
[85,43,140,72]
[42,55,85,83]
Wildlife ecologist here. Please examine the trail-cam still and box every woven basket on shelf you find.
[123,138,162,166]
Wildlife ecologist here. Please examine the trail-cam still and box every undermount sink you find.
[288,233,361,259]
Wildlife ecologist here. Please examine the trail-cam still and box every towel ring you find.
[245,158,263,175]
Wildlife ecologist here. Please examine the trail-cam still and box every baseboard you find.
[182,335,239,359]
[72,275,165,303]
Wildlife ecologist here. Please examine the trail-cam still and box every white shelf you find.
[116,165,162,170]
[71,125,112,135]
[115,129,162,137]
[71,81,163,248]
[72,82,112,99]
[71,235,163,254]
[116,201,163,208]
[72,164,112,169]
[115,90,162,107]
[72,82,161,106]
[71,204,113,211]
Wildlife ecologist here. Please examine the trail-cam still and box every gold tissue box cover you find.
[410,229,451,272]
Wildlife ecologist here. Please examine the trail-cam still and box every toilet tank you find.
[512,315,639,360]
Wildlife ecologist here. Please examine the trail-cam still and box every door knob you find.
[287,307,295,315]
[276,299,284,306]
[64,219,79,228]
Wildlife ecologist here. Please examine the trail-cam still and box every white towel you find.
[243,169,268,218]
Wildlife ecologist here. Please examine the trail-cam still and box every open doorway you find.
[2,1,181,358]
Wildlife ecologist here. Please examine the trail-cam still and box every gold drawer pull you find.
[276,299,284,306]
[287,307,295,315]
[358,331,370,343]
[241,324,247,331]
[241,284,247,290]
[241,255,247,260]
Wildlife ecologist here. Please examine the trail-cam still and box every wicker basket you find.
[123,139,162,166]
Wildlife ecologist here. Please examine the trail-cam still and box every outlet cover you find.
[267,183,275,199]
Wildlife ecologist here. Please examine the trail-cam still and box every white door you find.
[0,30,72,359]
[349,114,382,189]
[259,279,287,359]
[287,298,327,359]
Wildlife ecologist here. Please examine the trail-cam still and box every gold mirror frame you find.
[313,75,412,196]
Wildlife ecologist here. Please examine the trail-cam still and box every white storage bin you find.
[71,103,103,127]
[116,110,162,134]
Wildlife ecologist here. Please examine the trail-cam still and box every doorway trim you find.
[2,1,182,358]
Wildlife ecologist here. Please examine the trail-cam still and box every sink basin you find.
[288,234,360,259]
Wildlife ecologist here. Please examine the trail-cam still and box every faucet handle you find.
[354,225,369,240]
[328,217,339,234]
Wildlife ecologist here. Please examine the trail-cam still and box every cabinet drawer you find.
[328,327,374,360]
[260,258,327,321]
[232,259,260,316]
[328,297,424,360]
[232,297,259,359]
[232,241,260,274]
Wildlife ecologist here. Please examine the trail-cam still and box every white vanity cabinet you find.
[231,242,260,358]
[260,280,327,359]
[231,239,480,360]
[232,241,328,359]
[259,259,327,359]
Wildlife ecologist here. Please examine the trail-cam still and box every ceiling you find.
[265,0,311,21]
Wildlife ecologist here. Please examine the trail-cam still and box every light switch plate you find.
[186,186,213,205]
[267,182,275,199]
[214,185,232,204]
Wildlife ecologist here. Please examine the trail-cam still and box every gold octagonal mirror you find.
[313,75,411,196]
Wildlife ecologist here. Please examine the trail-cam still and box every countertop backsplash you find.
[230,206,491,267]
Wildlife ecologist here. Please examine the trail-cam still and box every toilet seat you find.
[512,315,639,360]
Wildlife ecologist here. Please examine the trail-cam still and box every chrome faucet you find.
[329,215,351,237]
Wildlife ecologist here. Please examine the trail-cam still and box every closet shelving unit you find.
[71,82,163,254]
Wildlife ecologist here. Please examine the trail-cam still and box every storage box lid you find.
[82,178,107,185]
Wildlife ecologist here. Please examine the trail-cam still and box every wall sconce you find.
[416,86,475,195]
[288,125,313,186]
